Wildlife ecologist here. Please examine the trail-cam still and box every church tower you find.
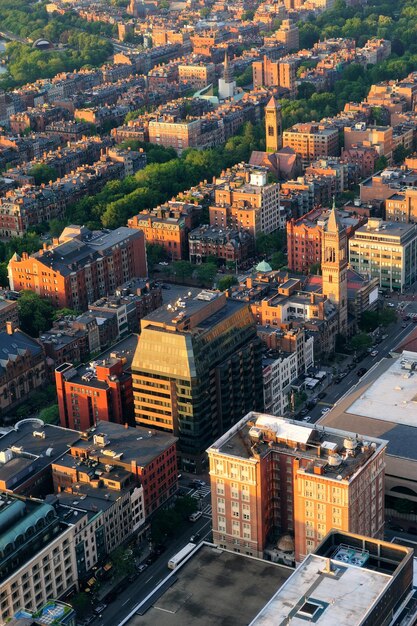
[218,49,236,100]
[321,199,348,335]
[265,95,282,152]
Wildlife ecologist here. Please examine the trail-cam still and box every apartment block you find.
[283,123,339,166]
[344,123,393,163]
[178,63,216,88]
[275,20,299,52]
[188,225,253,265]
[55,334,138,432]
[349,218,417,292]
[209,166,283,237]
[208,412,386,563]
[252,56,297,97]
[0,494,78,625]
[52,421,178,517]
[8,226,147,311]
[0,298,19,333]
[128,201,201,261]
[386,187,417,223]
[132,288,263,472]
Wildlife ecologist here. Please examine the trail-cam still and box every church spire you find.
[327,196,343,233]
[223,49,233,84]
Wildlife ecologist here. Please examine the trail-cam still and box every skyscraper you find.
[265,95,282,153]
[132,289,263,472]
[321,200,348,334]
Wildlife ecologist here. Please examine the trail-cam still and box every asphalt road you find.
[88,487,212,626]
[303,317,416,424]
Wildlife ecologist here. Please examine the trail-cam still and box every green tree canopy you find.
[17,290,54,336]
[29,164,58,185]
[218,275,238,291]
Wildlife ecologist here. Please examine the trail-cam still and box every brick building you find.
[252,56,297,97]
[128,201,201,261]
[0,324,47,417]
[282,123,339,166]
[188,225,253,265]
[286,207,366,273]
[51,420,178,517]
[8,225,147,311]
[55,334,138,432]
[209,166,283,238]
[207,412,386,563]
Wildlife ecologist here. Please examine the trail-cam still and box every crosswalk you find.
[190,486,211,499]
[190,487,212,516]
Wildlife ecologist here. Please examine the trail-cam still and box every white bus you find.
[167,542,196,570]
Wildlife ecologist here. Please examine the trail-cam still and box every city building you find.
[286,206,365,273]
[261,327,314,416]
[209,165,283,238]
[0,493,78,625]
[319,350,417,515]
[275,19,299,52]
[11,600,76,626]
[344,123,393,163]
[252,56,297,97]
[128,201,202,261]
[218,50,236,100]
[8,226,148,311]
[265,96,282,153]
[349,218,417,292]
[132,288,263,472]
[52,420,178,517]
[89,279,163,337]
[0,324,47,418]
[0,298,19,334]
[39,315,100,368]
[321,202,348,334]
[188,225,253,265]
[385,187,417,223]
[250,530,413,626]
[178,62,215,89]
[208,411,386,562]
[55,334,138,432]
[283,123,339,167]
[126,543,292,626]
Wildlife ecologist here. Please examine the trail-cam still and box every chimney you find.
[43,242,48,251]
[124,422,129,429]
[6,321,15,335]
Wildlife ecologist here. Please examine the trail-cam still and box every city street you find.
[87,485,212,626]
[299,315,417,424]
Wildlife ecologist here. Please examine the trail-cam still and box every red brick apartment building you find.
[8,225,147,311]
[55,334,138,432]
[208,412,386,563]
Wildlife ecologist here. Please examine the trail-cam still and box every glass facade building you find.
[132,290,263,471]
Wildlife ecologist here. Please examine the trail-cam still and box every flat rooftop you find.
[250,553,394,626]
[319,353,417,462]
[347,351,417,427]
[208,413,386,482]
[70,421,177,467]
[128,545,292,626]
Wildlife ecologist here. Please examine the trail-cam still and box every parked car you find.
[191,479,206,488]
[402,323,408,328]
[357,368,367,377]
[303,416,312,422]
[190,532,200,543]
[370,350,378,357]
[93,604,107,615]
[387,302,395,308]
[137,563,148,573]
[318,391,327,399]
[189,511,203,522]
[300,407,309,416]
[321,408,330,415]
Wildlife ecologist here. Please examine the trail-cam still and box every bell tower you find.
[321,199,348,335]
[265,95,282,153]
